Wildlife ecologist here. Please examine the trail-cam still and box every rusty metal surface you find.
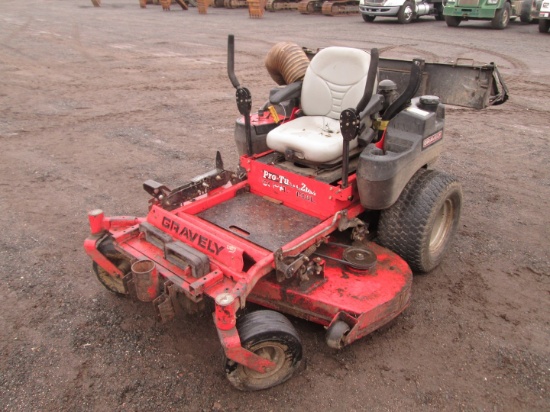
[298,0,322,13]
[153,282,177,323]
[321,0,359,15]
[266,0,300,11]
[197,192,321,252]
[378,58,508,109]
[247,241,412,339]
[298,0,359,14]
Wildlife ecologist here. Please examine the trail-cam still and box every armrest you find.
[359,94,384,119]
[269,81,302,105]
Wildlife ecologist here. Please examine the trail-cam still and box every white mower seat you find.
[267,46,374,164]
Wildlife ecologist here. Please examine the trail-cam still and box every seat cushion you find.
[266,46,372,164]
[301,47,372,119]
[266,116,358,164]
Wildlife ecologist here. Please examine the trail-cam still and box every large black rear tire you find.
[224,310,302,391]
[540,19,550,32]
[377,169,462,273]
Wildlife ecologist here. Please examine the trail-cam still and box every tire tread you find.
[378,169,462,273]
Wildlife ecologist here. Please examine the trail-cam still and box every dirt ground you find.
[1,1,549,410]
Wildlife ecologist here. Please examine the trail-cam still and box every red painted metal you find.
[375,129,386,150]
[216,325,277,373]
[247,242,412,345]
[131,259,160,302]
[242,156,359,220]
[84,148,412,379]
[87,209,105,235]
[178,180,249,215]
[214,293,238,330]
[83,237,125,277]
[250,111,286,126]
[288,107,301,121]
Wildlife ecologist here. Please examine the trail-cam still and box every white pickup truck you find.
[359,0,444,23]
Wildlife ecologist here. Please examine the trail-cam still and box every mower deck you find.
[248,240,411,344]
[86,151,412,351]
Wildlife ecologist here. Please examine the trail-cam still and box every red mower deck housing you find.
[84,150,412,372]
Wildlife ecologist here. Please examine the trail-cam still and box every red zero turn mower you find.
[84,35,463,390]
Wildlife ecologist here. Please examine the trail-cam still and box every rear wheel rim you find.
[429,198,454,255]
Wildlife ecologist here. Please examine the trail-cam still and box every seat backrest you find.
[301,47,373,119]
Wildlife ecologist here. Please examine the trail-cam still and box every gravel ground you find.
[0,1,549,411]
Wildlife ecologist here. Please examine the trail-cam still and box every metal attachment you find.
[88,209,105,235]
[342,246,377,270]
[275,253,309,282]
[339,108,361,142]
[153,281,177,323]
[131,259,160,302]
[216,293,235,307]
[338,213,368,241]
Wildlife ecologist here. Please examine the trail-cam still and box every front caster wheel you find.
[326,320,351,349]
[93,261,130,296]
[224,310,302,391]
[92,237,131,296]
